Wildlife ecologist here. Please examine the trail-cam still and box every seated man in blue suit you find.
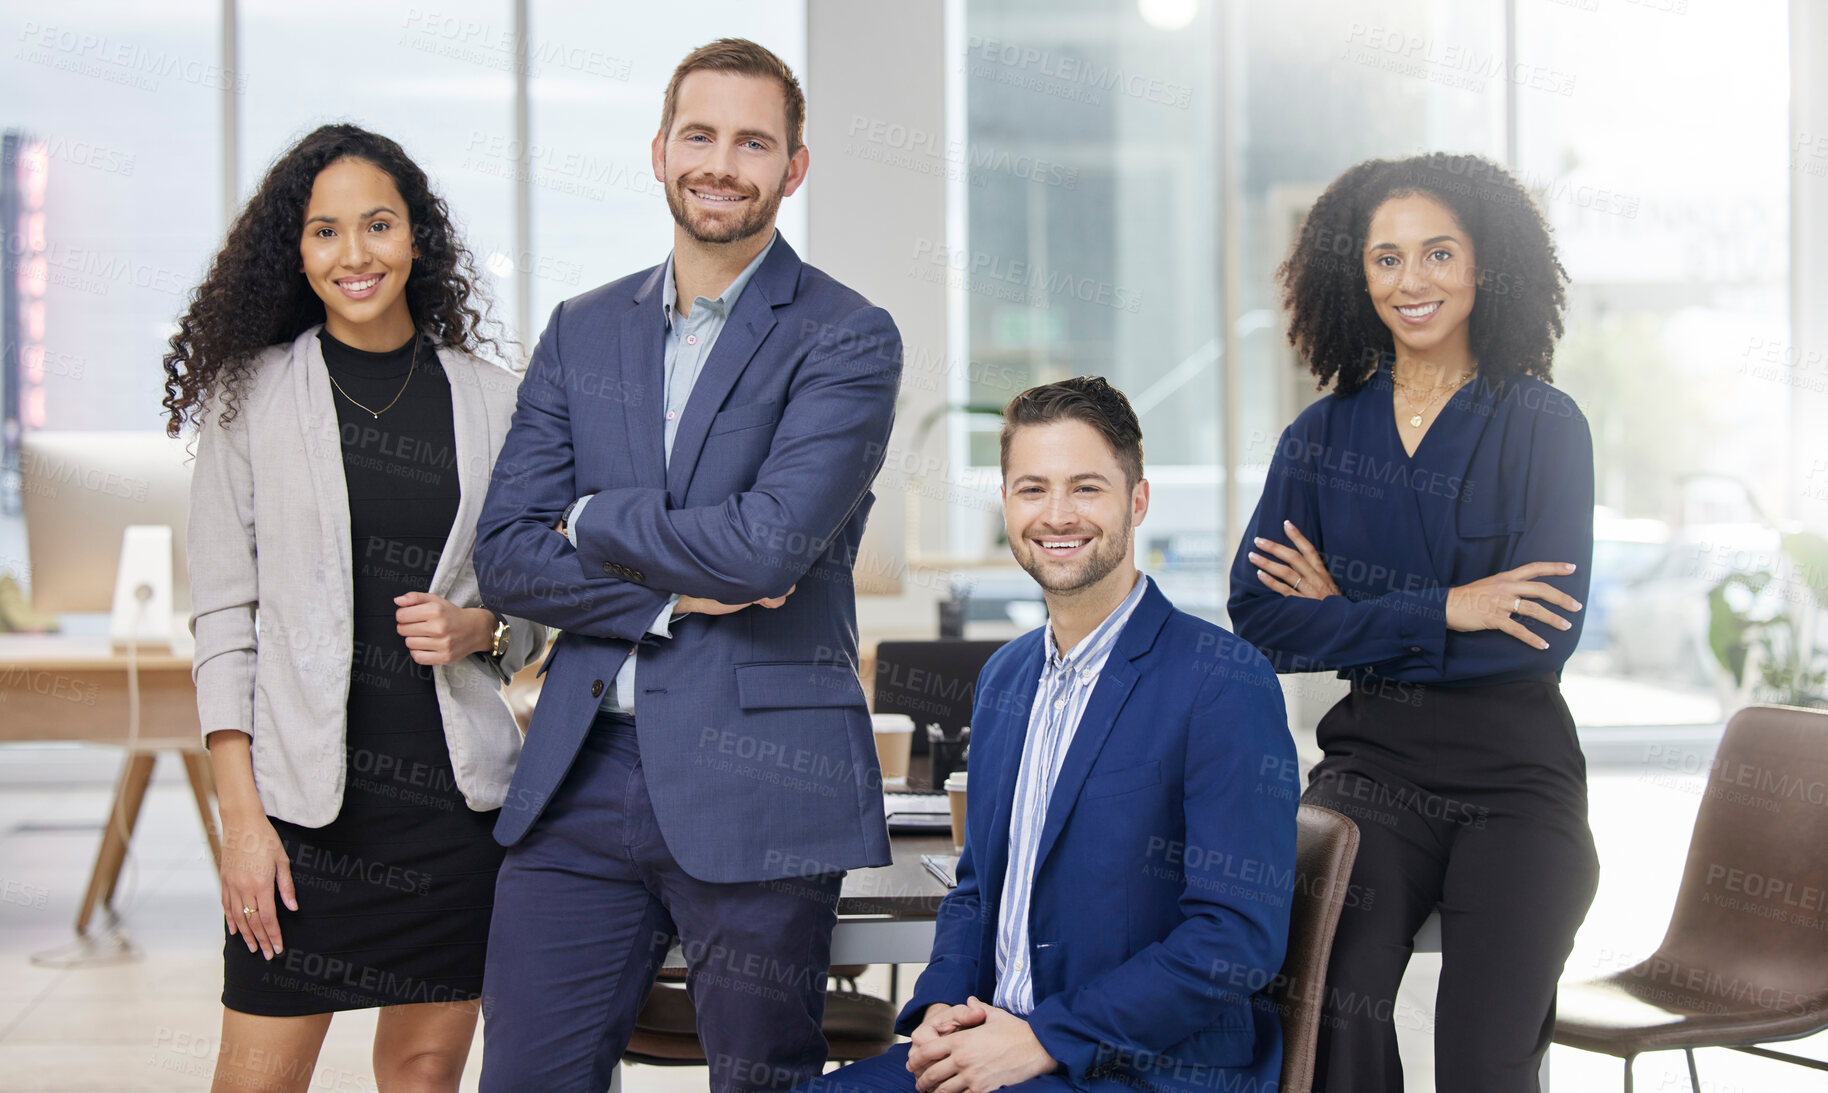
[473,37,900,1093]
[804,377,1298,1093]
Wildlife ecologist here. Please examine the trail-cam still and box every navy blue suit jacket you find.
[474,238,902,883]
[897,580,1298,1091]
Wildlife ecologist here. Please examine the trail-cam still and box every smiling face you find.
[1002,419,1148,600]
[1362,192,1478,362]
[299,157,417,347]
[652,70,808,247]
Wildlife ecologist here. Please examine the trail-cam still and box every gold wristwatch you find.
[489,615,512,658]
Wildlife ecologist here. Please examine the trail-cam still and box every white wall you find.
[806,0,957,623]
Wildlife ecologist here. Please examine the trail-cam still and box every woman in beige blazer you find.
[162,124,546,1093]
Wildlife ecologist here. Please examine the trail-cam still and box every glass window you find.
[1515,0,1790,725]
[958,0,1501,620]
[525,3,807,331]
[955,0,1792,724]
[240,0,517,340]
[1,0,222,432]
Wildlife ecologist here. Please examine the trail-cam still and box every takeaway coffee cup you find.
[871,713,914,785]
[945,770,969,854]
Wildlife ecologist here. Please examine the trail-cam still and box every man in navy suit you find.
[472,38,901,1092]
[802,378,1296,1093]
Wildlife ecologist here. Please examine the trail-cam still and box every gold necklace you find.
[327,333,419,419]
[1393,368,1469,429]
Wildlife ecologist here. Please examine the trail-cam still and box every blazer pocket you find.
[1083,760,1160,800]
[706,400,783,437]
[734,662,866,709]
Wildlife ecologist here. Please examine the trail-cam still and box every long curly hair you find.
[1277,153,1568,397]
[162,124,501,435]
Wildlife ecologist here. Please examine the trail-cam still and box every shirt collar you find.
[662,231,779,331]
[1042,573,1149,672]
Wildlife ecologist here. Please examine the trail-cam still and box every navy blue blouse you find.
[1227,365,1594,687]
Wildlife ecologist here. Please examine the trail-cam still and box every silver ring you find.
[1294,576,1305,592]
[1513,597,1522,614]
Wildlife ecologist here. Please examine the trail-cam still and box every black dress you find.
[222,329,506,1016]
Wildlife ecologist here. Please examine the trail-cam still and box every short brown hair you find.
[1000,376,1145,489]
[660,38,806,155]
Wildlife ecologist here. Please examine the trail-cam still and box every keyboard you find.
[884,791,951,832]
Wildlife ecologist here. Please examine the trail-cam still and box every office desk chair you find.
[625,966,897,1066]
[1274,805,1361,1092]
[1555,704,1828,1091]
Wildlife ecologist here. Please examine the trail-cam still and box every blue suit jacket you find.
[897,580,1298,1091]
[474,238,902,883]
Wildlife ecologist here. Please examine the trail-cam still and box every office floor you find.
[2,743,1825,1093]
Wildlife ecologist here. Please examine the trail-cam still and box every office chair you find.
[625,966,898,1066]
[1272,805,1361,1092]
[1554,704,1828,1091]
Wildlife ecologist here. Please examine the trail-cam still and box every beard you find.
[664,167,786,245]
[1012,516,1133,598]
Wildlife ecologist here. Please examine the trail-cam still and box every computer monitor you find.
[19,431,193,615]
[873,638,1006,750]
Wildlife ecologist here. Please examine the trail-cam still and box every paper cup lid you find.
[871,713,915,733]
[944,771,969,791]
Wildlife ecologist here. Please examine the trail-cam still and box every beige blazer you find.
[187,325,547,827]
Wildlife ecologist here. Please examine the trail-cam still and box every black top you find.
[319,327,461,705]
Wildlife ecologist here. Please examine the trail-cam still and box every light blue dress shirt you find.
[564,233,779,714]
[993,572,1150,1015]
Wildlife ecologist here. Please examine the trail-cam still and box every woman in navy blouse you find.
[1229,153,1598,1091]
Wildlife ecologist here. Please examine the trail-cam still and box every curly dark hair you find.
[1277,153,1568,397]
[162,124,501,435]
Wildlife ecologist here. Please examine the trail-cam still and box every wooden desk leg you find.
[74,752,157,936]
[181,748,221,872]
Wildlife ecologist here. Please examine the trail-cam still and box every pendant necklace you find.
[1395,368,1469,429]
[327,333,420,419]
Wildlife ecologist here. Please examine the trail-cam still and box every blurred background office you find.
[1,1,1825,1090]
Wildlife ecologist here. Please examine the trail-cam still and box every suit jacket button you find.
[602,562,614,576]
[630,569,645,583]
[591,679,605,697]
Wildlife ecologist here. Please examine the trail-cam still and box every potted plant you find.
[1706,530,1828,708]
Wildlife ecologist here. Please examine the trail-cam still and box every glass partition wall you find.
[954,0,1792,727]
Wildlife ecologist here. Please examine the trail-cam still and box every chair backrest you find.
[873,639,1006,750]
[1274,805,1360,1092]
[1649,704,1828,999]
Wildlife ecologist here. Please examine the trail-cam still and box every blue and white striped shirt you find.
[994,573,1150,1014]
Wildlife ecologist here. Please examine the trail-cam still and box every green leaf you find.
[1707,581,1748,686]
[1781,530,1828,609]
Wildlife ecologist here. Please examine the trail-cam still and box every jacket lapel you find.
[431,347,487,599]
[662,240,798,502]
[1030,581,1171,873]
[619,266,669,490]
[978,637,1044,930]
[294,327,352,608]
